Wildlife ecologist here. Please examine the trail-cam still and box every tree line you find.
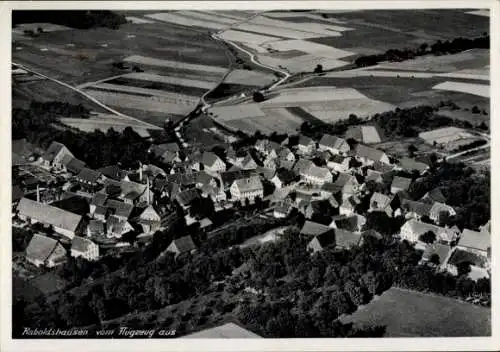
[13,10,128,30]
[355,35,489,68]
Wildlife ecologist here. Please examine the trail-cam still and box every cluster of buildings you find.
[12,131,491,280]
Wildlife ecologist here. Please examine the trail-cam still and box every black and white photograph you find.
[2,1,497,350]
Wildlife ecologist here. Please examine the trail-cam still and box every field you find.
[433,81,489,98]
[340,287,491,337]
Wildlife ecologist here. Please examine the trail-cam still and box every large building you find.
[230,176,264,202]
[25,234,67,268]
[400,219,459,245]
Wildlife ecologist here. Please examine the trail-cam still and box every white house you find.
[327,155,351,173]
[297,136,316,154]
[302,164,333,185]
[230,176,264,202]
[41,141,74,171]
[400,219,459,244]
[429,202,456,223]
[318,134,350,155]
[456,228,490,258]
[201,152,226,174]
[71,236,99,261]
[355,144,390,166]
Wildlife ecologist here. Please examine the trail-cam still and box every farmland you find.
[340,287,491,337]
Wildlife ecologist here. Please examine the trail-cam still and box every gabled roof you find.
[401,219,457,241]
[458,229,490,252]
[71,236,96,253]
[76,168,102,184]
[98,165,127,181]
[150,142,179,157]
[304,164,331,180]
[12,185,24,203]
[274,168,297,184]
[101,179,146,199]
[298,135,314,146]
[319,134,348,150]
[196,171,216,186]
[332,214,366,232]
[355,144,387,163]
[321,182,343,194]
[333,173,357,187]
[400,199,432,216]
[312,231,336,249]
[91,193,108,206]
[17,198,82,232]
[370,192,394,210]
[420,188,446,204]
[398,158,429,173]
[233,176,263,193]
[292,158,314,175]
[107,215,131,234]
[202,152,223,168]
[51,196,90,216]
[334,228,362,248]
[221,169,258,188]
[61,154,74,167]
[429,202,455,215]
[366,169,383,183]
[105,199,134,219]
[346,125,383,144]
[301,220,332,236]
[448,248,487,268]
[176,188,201,207]
[66,158,86,174]
[171,236,197,253]
[87,219,105,235]
[391,176,412,191]
[330,154,348,164]
[26,234,64,263]
[42,142,71,162]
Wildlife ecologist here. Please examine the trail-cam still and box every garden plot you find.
[261,87,366,107]
[223,69,275,86]
[126,16,156,24]
[210,103,265,121]
[115,72,216,90]
[145,12,226,30]
[218,30,279,45]
[433,81,489,98]
[263,40,354,59]
[123,55,227,74]
[91,82,203,102]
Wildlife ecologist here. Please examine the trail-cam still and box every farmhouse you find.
[107,215,134,238]
[329,214,366,233]
[390,176,412,194]
[293,158,314,177]
[339,196,361,216]
[327,155,351,173]
[25,234,67,268]
[397,158,429,174]
[176,188,202,210]
[135,205,162,234]
[66,158,86,175]
[333,173,360,199]
[41,141,74,170]
[201,152,226,174]
[75,168,103,190]
[271,168,298,189]
[98,165,128,181]
[17,198,85,239]
[396,199,432,221]
[456,229,490,257]
[71,236,99,261]
[230,176,264,202]
[297,135,316,154]
[400,219,459,244]
[418,127,471,146]
[300,220,334,237]
[345,125,383,144]
[318,134,350,155]
[302,164,332,185]
[369,192,396,217]
[166,236,197,257]
[307,231,335,253]
[354,144,390,165]
[429,202,456,223]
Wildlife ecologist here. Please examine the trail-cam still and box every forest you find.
[12,10,127,30]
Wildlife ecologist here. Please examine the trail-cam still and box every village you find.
[12,123,491,292]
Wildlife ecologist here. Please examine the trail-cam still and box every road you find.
[12,62,161,130]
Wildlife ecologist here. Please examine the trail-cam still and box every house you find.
[345,125,383,144]
[400,219,459,244]
[262,155,277,170]
[329,214,366,233]
[230,176,263,202]
[195,171,219,189]
[365,169,384,184]
[175,188,201,210]
[390,176,412,194]
[327,155,351,173]
[166,236,197,257]
[25,234,67,268]
[318,134,350,155]
[98,165,128,181]
[445,248,490,279]
[333,173,360,199]
[90,193,108,215]
[456,229,490,257]
[105,199,134,221]
[271,168,298,189]
[307,232,336,253]
[320,182,343,200]
[184,322,261,338]
[135,205,162,234]
[149,143,180,164]
[17,198,85,239]
[239,154,259,170]
[302,164,332,185]
[101,179,153,205]
[71,236,99,261]
[300,220,334,237]
[334,228,363,249]
[276,146,295,164]
[339,196,361,216]
[297,135,316,154]
[75,168,103,190]
[304,201,326,220]
[369,192,396,217]
[201,152,226,174]
[254,139,281,157]
[292,158,314,177]
[66,158,86,175]
[107,215,134,238]
[220,169,257,190]
[420,188,446,204]
[396,199,432,221]
[41,142,74,170]
[429,202,456,223]
[397,158,429,174]
[354,144,390,166]
[86,219,105,237]
[421,243,452,266]
[273,201,293,218]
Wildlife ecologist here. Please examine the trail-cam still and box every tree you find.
[253,91,265,102]
[407,144,418,157]
[314,64,323,73]
[456,261,471,277]
[471,105,481,114]
[419,230,436,244]
[429,253,440,265]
